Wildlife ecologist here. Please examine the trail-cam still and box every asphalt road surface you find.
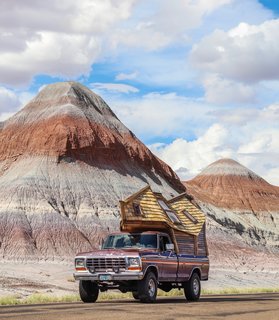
[0,293,278,320]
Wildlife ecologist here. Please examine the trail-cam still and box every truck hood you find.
[76,248,154,258]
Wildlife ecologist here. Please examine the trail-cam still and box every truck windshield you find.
[103,234,157,249]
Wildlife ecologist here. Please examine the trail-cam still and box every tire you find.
[79,280,99,303]
[184,272,201,302]
[138,272,157,303]
[132,291,139,300]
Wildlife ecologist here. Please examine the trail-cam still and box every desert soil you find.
[0,262,278,298]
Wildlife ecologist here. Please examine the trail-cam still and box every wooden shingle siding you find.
[197,224,206,256]
[169,196,205,236]
[174,231,195,255]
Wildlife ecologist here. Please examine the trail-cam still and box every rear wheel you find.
[138,272,157,303]
[132,291,139,300]
[184,273,201,301]
[79,280,99,303]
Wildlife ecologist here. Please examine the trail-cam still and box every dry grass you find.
[0,294,80,306]
[0,295,20,306]
[0,287,278,306]
[202,287,279,295]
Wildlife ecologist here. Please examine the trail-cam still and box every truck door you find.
[158,235,178,281]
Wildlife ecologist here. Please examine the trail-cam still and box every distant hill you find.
[184,158,279,272]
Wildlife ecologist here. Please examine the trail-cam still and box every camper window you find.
[133,203,143,216]
[157,199,181,224]
[183,210,198,224]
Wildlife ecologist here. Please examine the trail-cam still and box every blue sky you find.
[0,0,279,184]
[259,0,279,13]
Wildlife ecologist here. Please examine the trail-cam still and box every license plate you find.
[99,274,112,281]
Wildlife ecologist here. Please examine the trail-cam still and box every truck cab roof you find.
[108,231,171,238]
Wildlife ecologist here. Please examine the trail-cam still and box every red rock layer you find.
[185,159,279,212]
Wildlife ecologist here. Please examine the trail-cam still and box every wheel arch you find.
[189,267,201,279]
[144,265,158,279]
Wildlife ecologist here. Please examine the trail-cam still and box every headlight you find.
[75,258,85,270]
[127,257,141,270]
[128,257,140,266]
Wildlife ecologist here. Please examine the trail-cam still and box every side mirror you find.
[166,243,174,251]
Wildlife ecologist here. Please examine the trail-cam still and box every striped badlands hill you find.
[184,159,279,273]
[186,158,279,212]
[0,82,185,260]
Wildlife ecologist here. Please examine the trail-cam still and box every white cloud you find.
[0,32,102,86]
[238,134,272,154]
[0,0,136,34]
[109,92,215,140]
[202,74,256,104]
[0,87,35,121]
[237,151,279,186]
[0,87,20,113]
[111,0,231,50]
[0,112,16,122]
[91,83,139,94]
[264,167,279,186]
[191,19,279,83]
[0,0,137,86]
[115,71,138,81]
[148,109,279,185]
[0,0,235,86]
[107,0,272,94]
[149,123,233,178]
[261,103,279,120]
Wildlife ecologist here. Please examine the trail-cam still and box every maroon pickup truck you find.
[74,231,209,303]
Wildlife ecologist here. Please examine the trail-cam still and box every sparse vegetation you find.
[201,287,279,295]
[0,294,80,306]
[0,295,20,306]
[0,287,278,306]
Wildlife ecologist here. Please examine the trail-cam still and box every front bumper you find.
[74,271,144,281]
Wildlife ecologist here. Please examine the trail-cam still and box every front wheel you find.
[132,291,139,300]
[138,272,157,303]
[79,280,99,303]
[184,273,201,301]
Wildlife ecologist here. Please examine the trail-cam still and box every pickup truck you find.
[74,231,209,303]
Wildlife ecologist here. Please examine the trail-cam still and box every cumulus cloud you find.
[191,19,279,83]
[111,0,231,50]
[202,74,256,104]
[0,87,20,113]
[148,108,279,185]
[0,0,234,86]
[0,0,137,86]
[264,166,279,186]
[149,123,233,179]
[110,92,215,140]
[0,87,34,121]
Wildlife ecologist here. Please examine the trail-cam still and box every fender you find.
[143,264,159,279]
[188,267,201,280]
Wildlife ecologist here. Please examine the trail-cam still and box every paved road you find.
[0,293,278,320]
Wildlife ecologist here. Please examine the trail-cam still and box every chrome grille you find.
[86,257,126,271]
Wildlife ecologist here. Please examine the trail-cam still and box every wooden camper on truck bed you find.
[120,185,208,257]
